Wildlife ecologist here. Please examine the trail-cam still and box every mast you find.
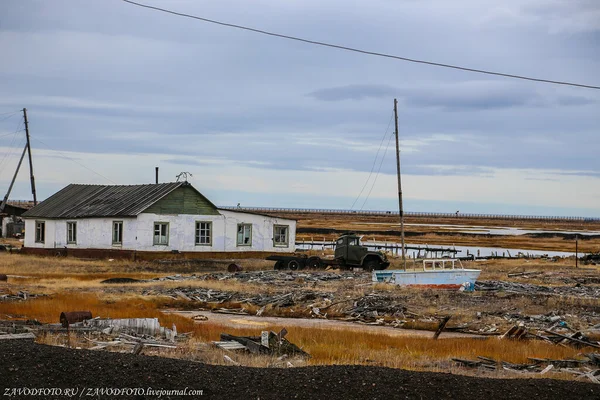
[394,99,406,269]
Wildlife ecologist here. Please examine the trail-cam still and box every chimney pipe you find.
[155,167,159,184]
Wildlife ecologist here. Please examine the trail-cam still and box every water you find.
[350,222,600,236]
[296,242,582,258]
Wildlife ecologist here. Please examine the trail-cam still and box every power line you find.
[0,110,21,116]
[31,137,118,184]
[123,0,600,90]
[360,130,395,211]
[0,111,21,123]
[350,112,393,210]
[0,129,24,139]
[0,139,26,180]
[0,120,24,173]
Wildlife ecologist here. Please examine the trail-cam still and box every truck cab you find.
[334,233,389,270]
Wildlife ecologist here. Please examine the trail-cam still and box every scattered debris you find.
[82,317,177,342]
[0,332,35,340]
[214,328,309,358]
[0,291,45,301]
[475,280,600,298]
[452,355,600,384]
[100,277,143,284]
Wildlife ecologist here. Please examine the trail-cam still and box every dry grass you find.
[2,251,599,381]
[0,291,588,374]
[0,253,272,275]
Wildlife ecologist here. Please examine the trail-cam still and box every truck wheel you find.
[274,260,285,270]
[306,256,323,269]
[287,259,301,271]
[363,259,380,271]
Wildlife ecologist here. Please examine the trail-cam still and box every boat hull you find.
[372,269,481,290]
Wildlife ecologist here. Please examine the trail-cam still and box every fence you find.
[219,206,600,222]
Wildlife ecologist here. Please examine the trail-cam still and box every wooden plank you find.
[543,329,600,349]
[0,333,35,340]
[220,334,270,355]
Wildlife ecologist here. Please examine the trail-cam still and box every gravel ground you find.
[1,341,597,400]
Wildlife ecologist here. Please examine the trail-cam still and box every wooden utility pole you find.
[0,145,27,213]
[23,108,37,205]
[575,234,578,268]
[394,99,406,269]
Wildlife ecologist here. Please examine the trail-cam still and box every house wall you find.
[219,210,296,252]
[23,211,296,253]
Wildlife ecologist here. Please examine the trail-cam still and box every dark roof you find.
[22,182,192,219]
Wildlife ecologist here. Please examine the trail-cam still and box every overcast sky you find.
[1,0,599,216]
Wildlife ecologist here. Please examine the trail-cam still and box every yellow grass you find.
[0,292,587,373]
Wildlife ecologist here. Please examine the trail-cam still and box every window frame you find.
[273,224,289,247]
[66,221,77,244]
[35,220,45,243]
[194,221,212,246]
[112,221,123,245]
[236,223,252,246]
[153,222,169,246]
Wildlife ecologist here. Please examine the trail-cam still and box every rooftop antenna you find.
[176,171,193,182]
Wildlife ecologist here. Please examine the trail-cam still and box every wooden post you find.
[576,235,578,268]
[433,316,451,340]
[0,144,27,213]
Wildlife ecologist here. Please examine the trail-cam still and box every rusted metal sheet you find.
[60,311,92,327]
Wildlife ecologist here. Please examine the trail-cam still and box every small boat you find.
[372,259,481,291]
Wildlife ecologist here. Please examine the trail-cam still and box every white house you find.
[21,182,296,257]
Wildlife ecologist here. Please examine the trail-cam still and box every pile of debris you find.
[345,293,408,320]
[197,270,362,286]
[581,253,600,265]
[105,270,365,287]
[476,280,600,298]
[0,290,45,301]
[148,287,336,310]
[213,327,309,365]
[453,354,600,383]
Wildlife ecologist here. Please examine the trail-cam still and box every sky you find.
[1,0,599,217]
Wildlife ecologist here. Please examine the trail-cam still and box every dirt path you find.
[1,341,597,400]
[171,310,478,338]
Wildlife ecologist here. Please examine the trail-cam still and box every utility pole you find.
[394,98,406,269]
[23,108,37,205]
[0,145,27,213]
[576,234,579,268]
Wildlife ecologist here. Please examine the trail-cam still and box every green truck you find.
[267,233,390,271]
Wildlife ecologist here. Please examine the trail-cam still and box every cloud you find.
[1,0,599,216]
[307,84,397,101]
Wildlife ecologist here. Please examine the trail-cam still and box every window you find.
[35,221,45,243]
[153,222,169,245]
[236,223,252,246]
[195,221,212,245]
[112,221,123,245]
[67,222,77,244]
[273,225,289,247]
